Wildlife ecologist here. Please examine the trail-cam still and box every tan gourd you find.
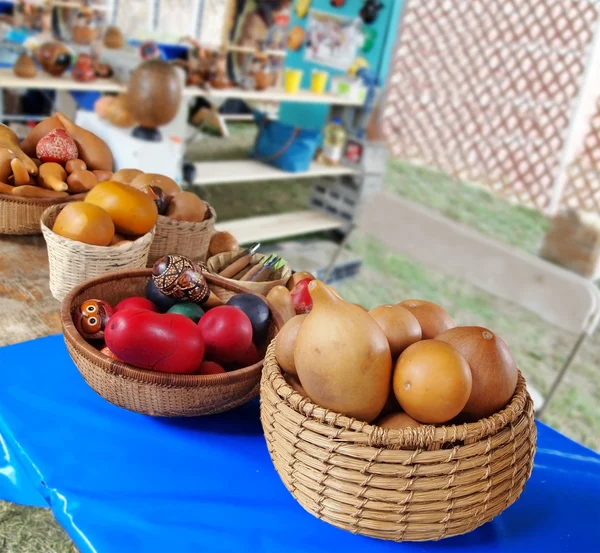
[111,168,142,184]
[10,158,31,186]
[267,286,297,324]
[67,170,98,193]
[56,113,113,172]
[66,159,87,174]
[92,170,113,183]
[11,185,68,198]
[38,163,68,191]
[130,173,181,197]
[14,53,37,78]
[275,314,307,375]
[165,192,207,222]
[0,124,38,175]
[20,115,64,157]
[294,280,392,422]
[0,182,14,195]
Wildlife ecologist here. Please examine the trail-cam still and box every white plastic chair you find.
[359,191,600,416]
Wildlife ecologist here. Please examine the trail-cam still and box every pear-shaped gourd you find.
[14,53,37,78]
[294,280,392,422]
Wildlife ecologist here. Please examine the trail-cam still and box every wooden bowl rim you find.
[61,268,283,388]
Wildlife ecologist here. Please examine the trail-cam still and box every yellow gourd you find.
[294,280,392,422]
[52,202,114,246]
[85,181,157,236]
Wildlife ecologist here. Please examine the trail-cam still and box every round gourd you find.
[125,60,182,128]
[399,299,456,339]
[369,304,422,357]
[52,202,114,246]
[129,173,181,197]
[112,168,144,185]
[393,340,472,424]
[166,192,207,222]
[85,180,158,236]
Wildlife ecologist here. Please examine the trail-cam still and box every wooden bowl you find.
[61,269,283,416]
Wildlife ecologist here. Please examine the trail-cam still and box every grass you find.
[1,123,598,552]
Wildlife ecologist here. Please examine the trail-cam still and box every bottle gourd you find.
[294,280,392,422]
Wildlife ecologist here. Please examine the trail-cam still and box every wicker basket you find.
[0,192,86,235]
[147,204,216,267]
[41,204,154,302]
[260,340,537,542]
[206,251,293,300]
[61,269,282,416]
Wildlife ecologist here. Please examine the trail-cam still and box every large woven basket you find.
[260,340,537,542]
[61,269,283,416]
[147,204,216,267]
[0,192,86,235]
[206,251,292,300]
[41,204,154,302]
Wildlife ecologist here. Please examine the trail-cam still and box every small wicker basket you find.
[41,204,154,302]
[147,204,216,267]
[61,269,282,416]
[260,340,537,542]
[0,192,86,235]
[206,251,293,300]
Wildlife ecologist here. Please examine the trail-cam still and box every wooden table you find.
[0,235,60,347]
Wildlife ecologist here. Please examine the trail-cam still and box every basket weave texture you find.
[61,269,282,417]
[260,340,537,542]
[147,204,216,267]
[206,251,293,299]
[41,204,154,302]
[0,192,86,235]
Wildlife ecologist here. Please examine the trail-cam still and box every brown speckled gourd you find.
[125,60,182,129]
[294,280,392,422]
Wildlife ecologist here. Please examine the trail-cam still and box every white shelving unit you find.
[216,211,345,245]
[192,160,356,187]
[0,69,363,105]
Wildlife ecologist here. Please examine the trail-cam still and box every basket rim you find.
[61,268,283,389]
[262,339,532,447]
[41,203,155,251]
[0,191,87,206]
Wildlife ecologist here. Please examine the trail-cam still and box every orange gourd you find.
[85,181,157,236]
[294,280,392,422]
[52,202,114,246]
[393,340,472,424]
[399,299,456,339]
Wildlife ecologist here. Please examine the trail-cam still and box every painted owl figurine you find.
[74,299,114,340]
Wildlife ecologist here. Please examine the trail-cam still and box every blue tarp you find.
[0,334,599,553]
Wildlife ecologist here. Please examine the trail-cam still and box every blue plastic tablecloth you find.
[0,335,599,553]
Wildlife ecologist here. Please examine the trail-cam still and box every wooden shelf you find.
[216,210,345,244]
[192,160,356,186]
[0,69,364,106]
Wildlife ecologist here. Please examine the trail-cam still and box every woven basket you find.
[260,340,537,542]
[0,192,86,235]
[61,269,283,416]
[147,204,216,267]
[41,204,154,302]
[206,251,293,300]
